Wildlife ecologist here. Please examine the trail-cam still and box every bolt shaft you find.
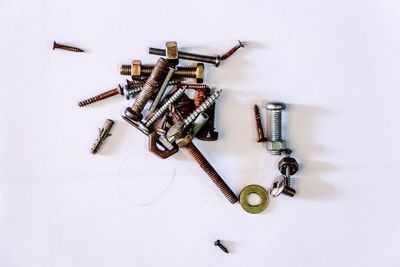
[149,47,221,66]
[185,142,238,203]
[268,110,283,141]
[121,65,199,79]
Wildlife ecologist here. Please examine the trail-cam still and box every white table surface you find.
[1,0,399,266]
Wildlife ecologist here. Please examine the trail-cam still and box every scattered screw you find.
[220,40,245,60]
[254,105,267,142]
[78,85,123,107]
[214,240,229,254]
[265,102,287,155]
[53,41,84,52]
[91,119,114,154]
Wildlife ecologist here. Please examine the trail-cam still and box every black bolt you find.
[214,240,229,254]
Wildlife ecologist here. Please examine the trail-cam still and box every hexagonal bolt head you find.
[131,60,142,78]
[266,141,286,155]
[195,63,204,83]
[166,41,179,65]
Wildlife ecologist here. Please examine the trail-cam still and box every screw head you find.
[265,102,286,111]
[270,175,286,197]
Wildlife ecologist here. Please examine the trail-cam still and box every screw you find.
[265,102,287,155]
[78,85,123,107]
[144,87,187,128]
[120,62,205,83]
[282,166,296,197]
[220,40,245,60]
[149,47,221,67]
[253,105,267,142]
[169,100,238,204]
[214,240,229,254]
[53,41,84,52]
[124,58,170,122]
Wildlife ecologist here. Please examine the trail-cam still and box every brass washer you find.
[239,185,269,214]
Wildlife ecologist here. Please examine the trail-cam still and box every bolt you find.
[124,57,170,122]
[265,102,287,155]
[53,41,84,52]
[220,40,245,60]
[149,47,221,67]
[214,240,229,254]
[78,85,123,107]
[253,105,267,142]
[169,101,238,204]
[121,62,205,83]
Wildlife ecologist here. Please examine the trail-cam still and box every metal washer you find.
[239,185,269,214]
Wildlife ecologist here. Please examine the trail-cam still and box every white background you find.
[1,0,399,266]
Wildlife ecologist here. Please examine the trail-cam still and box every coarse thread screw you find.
[78,86,123,107]
[144,87,186,127]
[196,88,219,141]
[124,58,169,121]
[220,40,245,60]
[53,41,84,52]
[183,89,222,127]
[266,102,286,155]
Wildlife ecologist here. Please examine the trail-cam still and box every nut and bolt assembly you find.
[265,102,287,155]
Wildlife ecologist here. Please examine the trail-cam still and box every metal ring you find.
[239,185,269,214]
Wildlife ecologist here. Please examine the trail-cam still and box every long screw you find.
[144,87,187,128]
[253,105,267,142]
[124,58,169,121]
[214,240,229,254]
[149,47,221,67]
[78,86,123,107]
[220,40,245,60]
[196,88,218,141]
[170,100,238,204]
[53,41,84,52]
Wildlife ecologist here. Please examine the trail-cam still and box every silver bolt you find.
[265,102,286,155]
[166,89,222,141]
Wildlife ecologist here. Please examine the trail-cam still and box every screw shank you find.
[184,142,238,204]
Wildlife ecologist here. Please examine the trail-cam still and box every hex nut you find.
[266,141,286,155]
[278,157,299,176]
[166,41,179,64]
[195,63,204,83]
[131,60,142,77]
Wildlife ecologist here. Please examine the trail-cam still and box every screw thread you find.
[145,88,186,127]
[185,142,238,204]
[120,65,131,75]
[131,58,169,114]
[183,89,222,127]
[220,40,245,60]
[78,88,120,107]
[268,110,282,141]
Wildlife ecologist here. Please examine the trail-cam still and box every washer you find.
[239,185,269,214]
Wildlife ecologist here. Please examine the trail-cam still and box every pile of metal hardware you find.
[78,41,245,205]
[76,40,301,215]
[239,103,301,214]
